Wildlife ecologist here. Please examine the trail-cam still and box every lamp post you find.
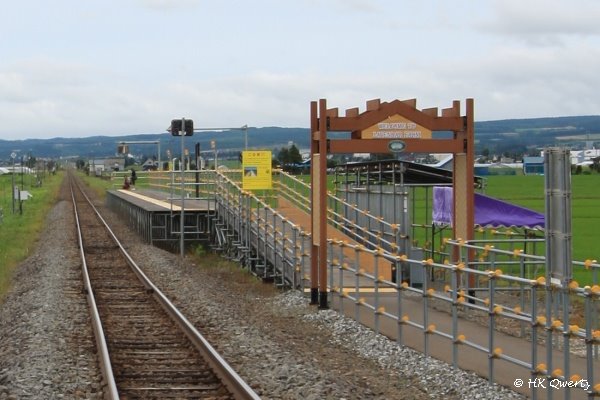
[21,156,25,190]
[179,118,186,258]
[242,124,248,150]
[10,152,16,214]
[169,118,194,258]
[117,140,161,170]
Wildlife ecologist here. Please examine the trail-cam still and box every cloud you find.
[2,0,600,141]
[135,0,201,11]
[3,50,600,141]
[480,0,600,43]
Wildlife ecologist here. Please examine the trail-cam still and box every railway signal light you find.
[171,119,194,136]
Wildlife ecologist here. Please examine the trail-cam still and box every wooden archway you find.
[310,98,475,308]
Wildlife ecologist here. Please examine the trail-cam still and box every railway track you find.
[69,172,260,400]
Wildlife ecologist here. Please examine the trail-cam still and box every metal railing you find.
[325,237,599,399]
[116,168,600,398]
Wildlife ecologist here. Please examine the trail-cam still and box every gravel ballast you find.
[0,191,103,399]
[0,178,525,399]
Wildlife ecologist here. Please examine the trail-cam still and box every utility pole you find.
[169,118,194,259]
[10,152,16,214]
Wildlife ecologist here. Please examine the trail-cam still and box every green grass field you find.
[0,171,64,300]
[484,175,600,263]
[287,172,600,265]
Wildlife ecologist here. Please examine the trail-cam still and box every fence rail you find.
[116,168,599,398]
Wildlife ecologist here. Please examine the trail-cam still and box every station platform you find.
[108,188,215,212]
[106,188,214,247]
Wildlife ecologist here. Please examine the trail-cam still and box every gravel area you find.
[0,177,527,399]
[0,182,103,399]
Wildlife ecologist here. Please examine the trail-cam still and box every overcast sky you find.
[1,0,599,140]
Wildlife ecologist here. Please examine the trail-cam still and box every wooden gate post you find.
[309,98,475,309]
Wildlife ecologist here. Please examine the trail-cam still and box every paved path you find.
[277,197,394,280]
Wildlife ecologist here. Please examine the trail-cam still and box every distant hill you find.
[1,116,600,161]
[475,115,600,155]
[0,127,309,161]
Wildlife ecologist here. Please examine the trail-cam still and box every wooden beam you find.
[443,100,461,117]
[328,138,463,154]
[402,99,417,108]
[366,98,381,111]
[328,113,464,132]
[328,99,465,132]
[309,100,318,305]
[326,108,339,118]
[422,107,438,117]
[442,106,457,117]
[345,107,359,117]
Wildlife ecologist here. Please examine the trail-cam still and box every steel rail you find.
[68,174,120,399]
[70,172,261,400]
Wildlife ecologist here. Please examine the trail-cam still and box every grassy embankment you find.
[0,171,64,300]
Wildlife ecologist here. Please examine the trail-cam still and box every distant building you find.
[2,166,33,174]
[564,149,600,165]
[523,156,545,175]
[89,158,125,175]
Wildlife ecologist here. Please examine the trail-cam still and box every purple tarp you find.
[432,186,545,229]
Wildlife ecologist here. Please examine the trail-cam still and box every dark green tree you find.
[26,156,36,168]
[277,147,290,164]
[288,144,302,164]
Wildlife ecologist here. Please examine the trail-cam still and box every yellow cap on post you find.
[535,363,547,373]
[551,368,563,378]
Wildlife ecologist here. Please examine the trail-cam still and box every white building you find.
[569,149,600,166]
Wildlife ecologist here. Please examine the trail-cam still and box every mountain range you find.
[1,116,599,161]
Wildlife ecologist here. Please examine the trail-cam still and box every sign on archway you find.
[361,114,432,139]
[309,98,475,308]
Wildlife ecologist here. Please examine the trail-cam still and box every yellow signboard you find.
[242,151,272,190]
[361,114,432,139]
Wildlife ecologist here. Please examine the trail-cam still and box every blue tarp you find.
[432,186,545,229]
